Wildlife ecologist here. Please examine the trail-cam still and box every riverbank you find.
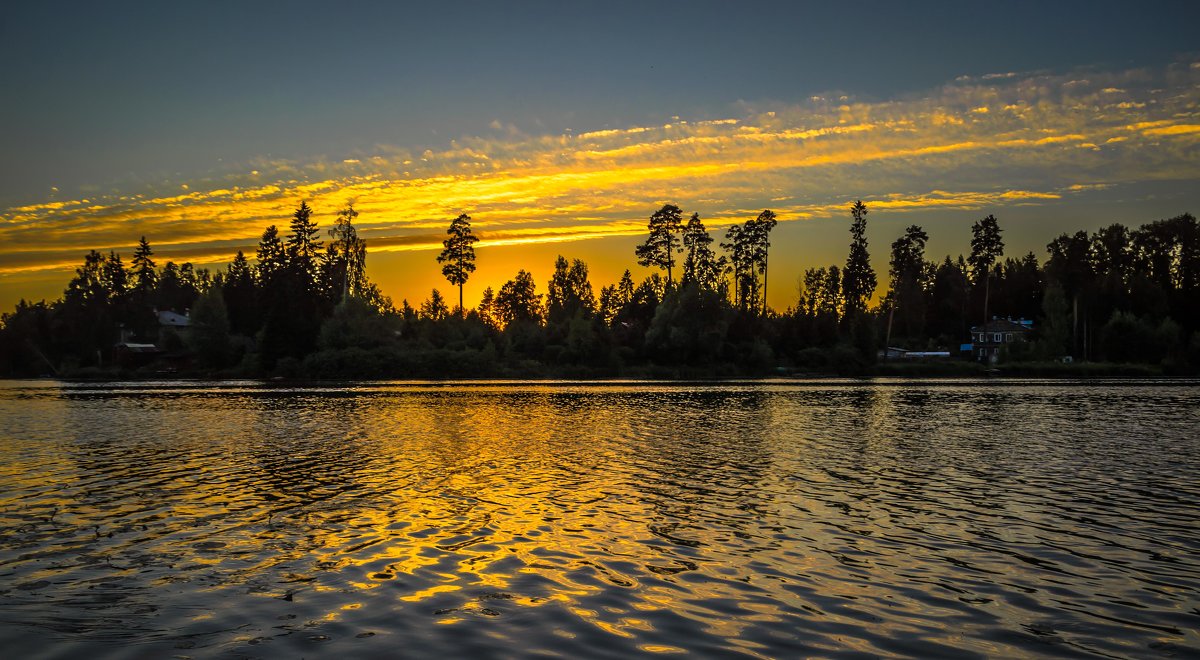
[25,356,1194,382]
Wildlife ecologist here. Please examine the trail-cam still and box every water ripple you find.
[0,379,1198,658]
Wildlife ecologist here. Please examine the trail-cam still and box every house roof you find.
[114,342,161,353]
[970,318,1032,333]
[157,310,190,327]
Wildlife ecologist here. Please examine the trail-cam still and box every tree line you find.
[1,199,1197,378]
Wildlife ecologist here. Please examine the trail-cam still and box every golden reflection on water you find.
[1,381,1199,658]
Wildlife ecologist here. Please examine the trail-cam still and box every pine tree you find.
[888,224,929,339]
[968,214,1004,340]
[286,201,323,294]
[131,237,157,294]
[256,225,286,288]
[597,285,620,326]
[842,200,877,317]
[477,287,498,328]
[751,210,778,315]
[420,289,450,321]
[682,212,725,291]
[617,270,635,306]
[635,204,683,285]
[721,224,753,310]
[101,252,129,307]
[437,213,478,315]
[222,251,259,335]
[325,203,367,303]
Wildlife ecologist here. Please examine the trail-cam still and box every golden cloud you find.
[1,60,1197,289]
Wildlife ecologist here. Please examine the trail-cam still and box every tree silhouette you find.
[420,289,450,321]
[927,256,970,343]
[65,250,107,306]
[842,201,876,317]
[101,252,129,307]
[131,237,157,294]
[636,204,683,285]
[888,224,929,340]
[259,202,324,368]
[722,211,778,314]
[617,270,635,307]
[1132,213,1199,332]
[722,223,753,310]
[751,210,778,315]
[58,250,118,364]
[222,251,258,335]
[437,213,478,315]
[495,270,542,326]
[968,214,1004,340]
[682,212,725,291]
[286,201,323,295]
[7,196,1200,379]
[189,286,232,368]
[546,256,595,324]
[800,265,843,345]
[155,262,194,312]
[477,287,499,329]
[325,203,367,303]
[255,225,286,288]
[597,284,620,325]
[1046,230,1092,357]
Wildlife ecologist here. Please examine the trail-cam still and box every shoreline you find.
[5,363,1195,385]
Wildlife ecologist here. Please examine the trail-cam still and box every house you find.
[108,309,193,369]
[969,317,1033,362]
[113,342,162,369]
[157,309,190,330]
[156,309,192,343]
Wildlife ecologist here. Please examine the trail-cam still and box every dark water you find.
[1,379,1198,659]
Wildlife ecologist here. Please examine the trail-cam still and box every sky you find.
[1,0,1199,312]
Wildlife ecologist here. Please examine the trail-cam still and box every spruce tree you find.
[842,200,877,317]
[131,237,157,294]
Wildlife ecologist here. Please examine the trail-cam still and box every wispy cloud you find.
[1,60,1197,287]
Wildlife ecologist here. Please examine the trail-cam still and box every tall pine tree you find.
[636,204,683,285]
[437,213,478,315]
[842,200,877,317]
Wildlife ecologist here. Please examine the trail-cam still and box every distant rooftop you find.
[157,310,190,327]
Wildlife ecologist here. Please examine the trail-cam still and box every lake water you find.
[1,379,1198,658]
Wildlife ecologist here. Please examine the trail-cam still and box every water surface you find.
[1,379,1198,658]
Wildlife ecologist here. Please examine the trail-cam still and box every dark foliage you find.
[2,203,1197,379]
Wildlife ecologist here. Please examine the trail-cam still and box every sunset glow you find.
[3,58,1198,310]
[4,4,1200,658]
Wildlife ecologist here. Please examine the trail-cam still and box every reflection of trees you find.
[622,388,775,554]
[245,389,372,513]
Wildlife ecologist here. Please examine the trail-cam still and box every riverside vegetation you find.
[1,201,1198,379]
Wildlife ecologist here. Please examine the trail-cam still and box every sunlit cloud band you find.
[1,60,1197,281]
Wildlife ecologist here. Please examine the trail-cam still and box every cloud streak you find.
[1,60,1197,292]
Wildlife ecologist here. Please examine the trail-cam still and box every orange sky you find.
[1,61,1198,312]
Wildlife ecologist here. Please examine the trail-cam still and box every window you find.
[993,333,1002,342]
[1006,333,1013,342]
[978,333,986,342]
